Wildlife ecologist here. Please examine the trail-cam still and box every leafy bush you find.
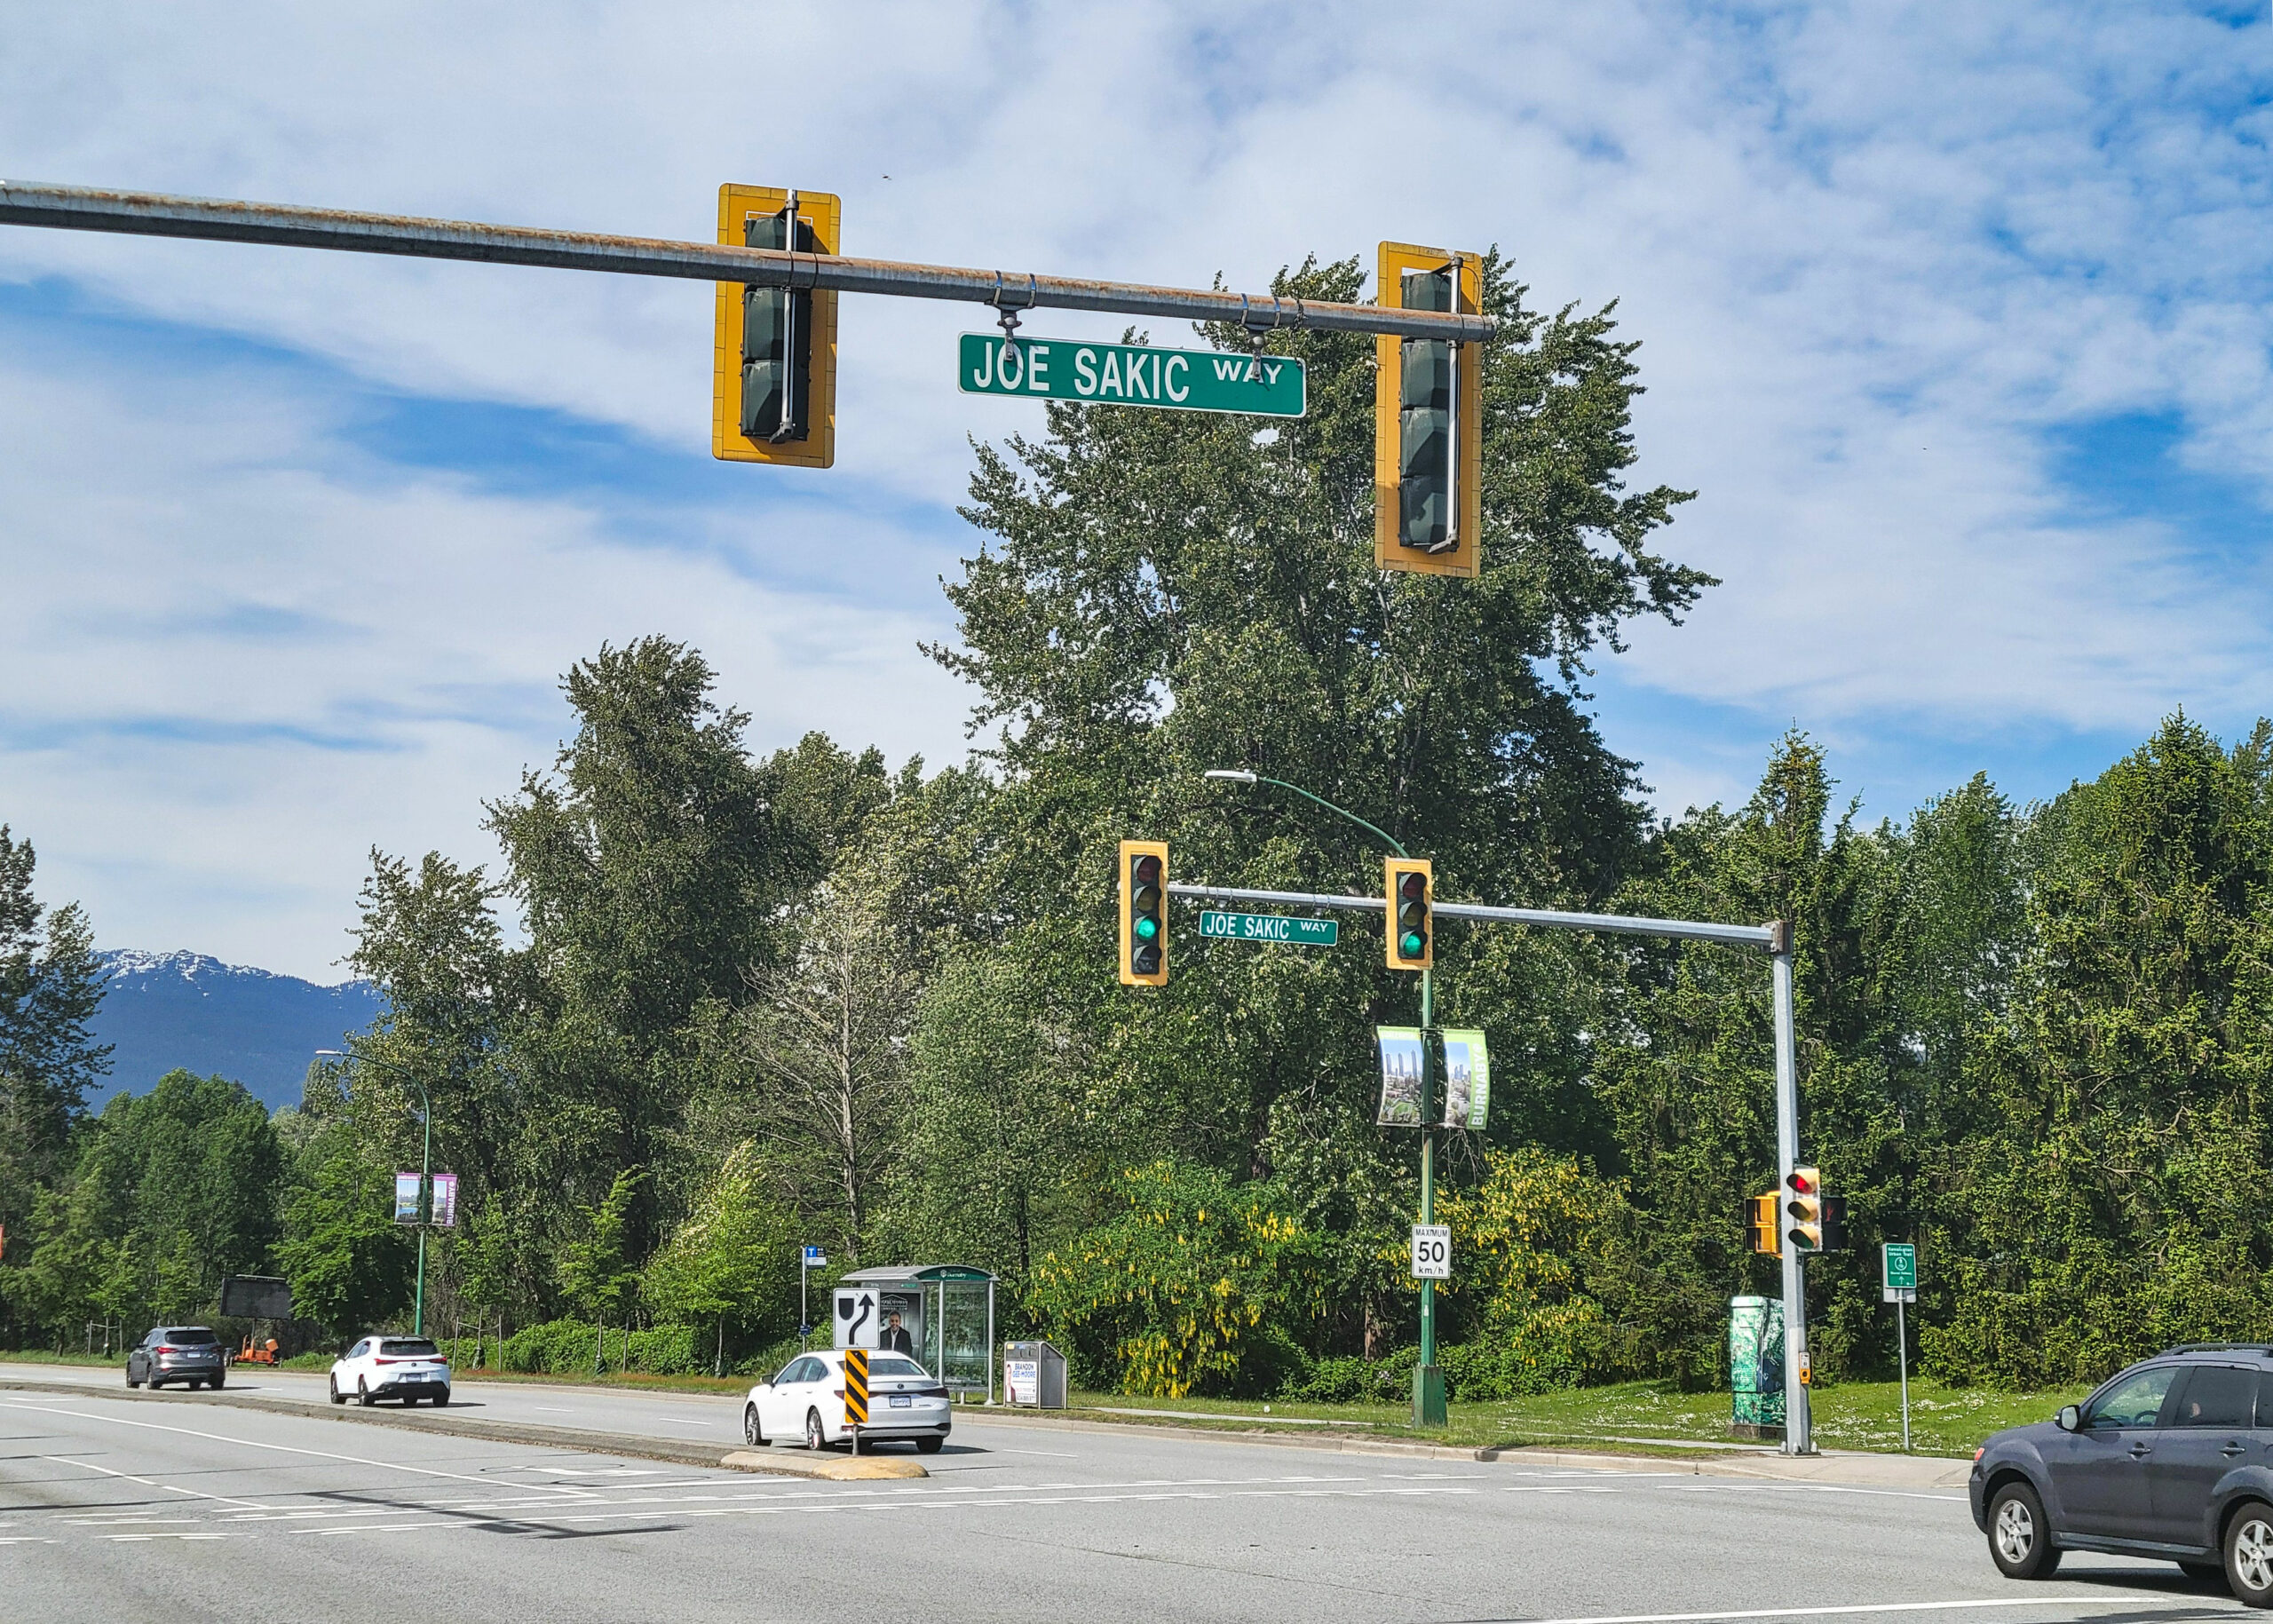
[1430,1148,1638,1394]
[1029,1160,1323,1398]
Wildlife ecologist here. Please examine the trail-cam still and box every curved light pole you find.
[315,1049,434,1337]
[1203,769,1446,1428]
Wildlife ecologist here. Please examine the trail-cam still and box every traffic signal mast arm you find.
[0,181,1493,345]
[1161,879,1779,950]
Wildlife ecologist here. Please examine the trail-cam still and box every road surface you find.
[0,1367,2244,1623]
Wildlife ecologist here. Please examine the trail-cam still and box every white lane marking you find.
[103,1532,236,1541]
[1525,1597,2221,1624]
[299,1521,464,1537]
[653,1418,713,1428]
[529,1407,577,1414]
[41,1453,280,1512]
[989,1447,1080,1458]
[0,1537,60,1544]
[7,1401,595,1498]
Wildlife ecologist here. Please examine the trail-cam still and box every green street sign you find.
[1199,910,1338,947]
[959,333,1306,417]
[1882,1242,1918,1292]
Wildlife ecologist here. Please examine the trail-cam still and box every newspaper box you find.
[1003,1340,1066,1410]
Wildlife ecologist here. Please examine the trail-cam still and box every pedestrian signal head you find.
[1744,1192,1780,1256]
[1384,857,1434,970]
[1784,1166,1823,1252]
[1119,839,1169,986]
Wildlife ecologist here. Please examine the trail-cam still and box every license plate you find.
[888,1395,913,1408]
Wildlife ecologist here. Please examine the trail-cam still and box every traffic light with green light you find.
[1784,1167,1824,1253]
[1119,839,1168,986]
[1384,857,1434,971]
[712,185,839,468]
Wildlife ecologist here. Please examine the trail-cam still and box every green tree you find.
[557,1168,647,1360]
[642,1144,793,1372]
[277,1145,415,1337]
[0,826,111,1312]
[1924,717,2273,1385]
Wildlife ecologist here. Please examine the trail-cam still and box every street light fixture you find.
[1204,768,1447,1428]
[315,1049,437,1337]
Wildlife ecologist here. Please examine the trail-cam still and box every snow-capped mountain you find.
[88,950,387,1113]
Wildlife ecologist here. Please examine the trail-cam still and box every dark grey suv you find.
[125,1326,226,1390]
[1972,1344,2273,1604]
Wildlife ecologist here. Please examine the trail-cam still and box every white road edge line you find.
[9,1401,595,1498]
[1525,1595,2226,1624]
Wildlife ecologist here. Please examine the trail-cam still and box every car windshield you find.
[381,1340,440,1357]
[167,1328,219,1345]
[871,1357,928,1377]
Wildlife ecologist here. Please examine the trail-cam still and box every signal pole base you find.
[1413,1364,1447,1429]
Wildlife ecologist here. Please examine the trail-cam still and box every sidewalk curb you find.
[0,1375,924,1482]
[958,1406,1970,1487]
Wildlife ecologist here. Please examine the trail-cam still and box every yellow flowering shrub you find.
[1028,1160,1322,1397]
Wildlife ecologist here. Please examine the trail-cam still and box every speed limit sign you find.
[1410,1224,1451,1279]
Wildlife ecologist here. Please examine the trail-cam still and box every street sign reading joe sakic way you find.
[1199,910,1338,946]
[959,334,1306,416]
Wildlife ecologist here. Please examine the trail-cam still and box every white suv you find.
[743,1350,951,1453]
[329,1335,453,1406]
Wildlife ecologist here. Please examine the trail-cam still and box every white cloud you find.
[0,345,970,978]
[6,0,2273,960]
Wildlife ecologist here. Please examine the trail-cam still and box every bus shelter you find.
[832,1264,998,1402]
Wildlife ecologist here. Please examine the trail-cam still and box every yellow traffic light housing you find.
[1784,1166,1824,1253]
[713,185,839,468]
[1745,1192,1781,1256]
[1374,242,1482,578]
[1384,857,1434,970]
[1119,839,1169,986]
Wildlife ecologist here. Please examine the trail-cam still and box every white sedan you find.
[329,1335,453,1406]
[743,1349,950,1453]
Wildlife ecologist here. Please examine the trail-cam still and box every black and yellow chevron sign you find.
[843,1347,869,1425]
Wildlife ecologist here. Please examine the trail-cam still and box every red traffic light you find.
[1786,1168,1818,1195]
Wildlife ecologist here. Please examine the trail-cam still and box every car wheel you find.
[357,1379,375,1407]
[210,1373,225,1390]
[2226,1503,2273,1607]
[432,1390,449,1407]
[916,1436,945,1454]
[329,1377,346,1406]
[126,1370,141,1389]
[805,1407,826,1451]
[743,1405,768,1446]
[1988,1481,2061,1580]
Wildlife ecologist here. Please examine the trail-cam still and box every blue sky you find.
[4,2,2272,978]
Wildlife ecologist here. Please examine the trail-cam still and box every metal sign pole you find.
[1897,1297,1911,1452]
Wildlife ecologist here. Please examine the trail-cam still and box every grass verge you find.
[1066,1374,2087,1458]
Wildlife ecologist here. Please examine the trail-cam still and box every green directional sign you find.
[1883,1242,1918,1292]
[958,333,1305,417]
[1199,910,1338,946]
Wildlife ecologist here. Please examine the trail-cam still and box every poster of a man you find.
[879,1311,913,1354]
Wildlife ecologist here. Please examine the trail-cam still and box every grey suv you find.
[126,1326,226,1390]
[1972,1344,2273,1604]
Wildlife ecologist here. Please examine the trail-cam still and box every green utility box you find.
[1729,1295,1785,1442]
